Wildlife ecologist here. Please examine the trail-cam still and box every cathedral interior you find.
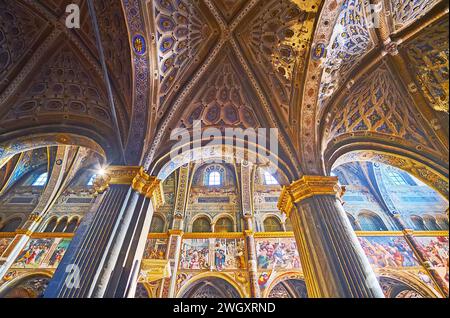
[0,0,448,299]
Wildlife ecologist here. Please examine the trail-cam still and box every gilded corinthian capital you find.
[93,166,160,198]
[277,176,342,216]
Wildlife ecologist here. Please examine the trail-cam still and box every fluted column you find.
[278,176,384,298]
[162,228,183,298]
[244,222,260,298]
[238,161,260,298]
[43,166,160,298]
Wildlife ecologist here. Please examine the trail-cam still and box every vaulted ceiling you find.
[0,0,448,180]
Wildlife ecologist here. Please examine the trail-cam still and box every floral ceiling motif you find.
[152,0,218,110]
[1,44,117,139]
[214,0,249,23]
[318,0,374,109]
[238,0,318,122]
[404,18,448,113]
[179,52,259,130]
[0,0,47,93]
[325,65,438,151]
[390,0,441,31]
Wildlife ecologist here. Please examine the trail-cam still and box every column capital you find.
[93,166,160,198]
[278,176,340,216]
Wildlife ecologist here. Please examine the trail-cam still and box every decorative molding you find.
[278,176,340,216]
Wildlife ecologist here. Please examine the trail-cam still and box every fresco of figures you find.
[0,238,12,257]
[180,239,210,270]
[213,239,245,271]
[358,237,420,268]
[180,238,246,271]
[12,238,71,269]
[255,238,301,270]
[143,239,168,260]
[414,236,449,287]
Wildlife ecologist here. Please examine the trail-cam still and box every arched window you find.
[386,170,407,185]
[0,218,22,232]
[54,217,68,233]
[207,171,221,186]
[410,216,427,231]
[436,217,449,230]
[263,217,283,232]
[65,217,79,233]
[358,213,388,231]
[87,175,96,186]
[347,214,361,231]
[43,217,57,232]
[192,217,211,232]
[150,215,165,233]
[423,216,440,231]
[214,217,233,233]
[32,172,48,186]
[263,171,278,185]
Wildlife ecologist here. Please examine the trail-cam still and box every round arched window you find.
[423,216,440,231]
[214,217,233,233]
[54,217,68,233]
[410,216,427,231]
[0,218,22,232]
[358,213,387,231]
[263,217,283,232]
[65,217,79,233]
[43,218,57,232]
[150,215,165,233]
[192,217,212,232]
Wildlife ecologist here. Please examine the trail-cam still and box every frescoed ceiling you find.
[403,18,448,113]
[0,0,132,162]
[0,0,448,177]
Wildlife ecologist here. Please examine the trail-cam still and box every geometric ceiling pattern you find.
[325,64,438,152]
[404,18,449,113]
[0,0,448,180]
[1,44,114,137]
[318,0,374,109]
[390,0,441,31]
[152,0,217,111]
[238,0,318,122]
[0,0,47,94]
[178,51,260,130]
[144,0,321,172]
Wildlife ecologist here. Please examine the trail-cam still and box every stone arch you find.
[0,215,24,232]
[0,133,106,166]
[263,272,307,298]
[328,149,448,200]
[262,214,284,232]
[149,139,296,186]
[357,209,389,231]
[377,269,441,298]
[149,213,166,233]
[212,214,235,233]
[190,214,213,233]
[176,273,244,298]
[0,272,52,298]
[42,216,58,233]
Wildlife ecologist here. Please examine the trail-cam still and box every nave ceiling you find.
[0,0,448,182]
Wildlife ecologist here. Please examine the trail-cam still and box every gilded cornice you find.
[278,176,340,216]
[93,166,160,199]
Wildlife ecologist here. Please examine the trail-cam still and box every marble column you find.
[278,176,384,298]
[239,162,260,298]
[43,166,160,298]
[244,222,260,298]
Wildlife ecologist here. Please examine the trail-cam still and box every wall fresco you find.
[255,238,301,270]
[358,236,420,268]
[11,238,71,269]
